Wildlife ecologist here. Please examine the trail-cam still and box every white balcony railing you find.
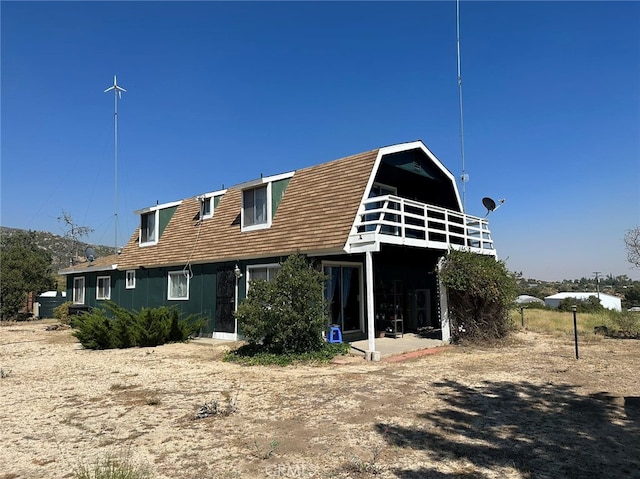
[348,195,496,255]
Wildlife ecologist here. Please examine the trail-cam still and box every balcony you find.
[347,195,496,255]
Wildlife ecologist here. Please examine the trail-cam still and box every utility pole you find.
[593,271,601,300]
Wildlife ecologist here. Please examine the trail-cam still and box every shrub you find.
[224,342,351,366]
[72,301,204,350]
[73,452,151,479]
[53,301,73,324]
[557,295,604,313]
[439,249,517,343]
[235,252,328,355]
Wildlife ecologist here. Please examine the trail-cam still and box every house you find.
[60,140,497,357]
[544,292,622,311]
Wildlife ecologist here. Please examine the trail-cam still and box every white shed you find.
[544,292,622,311]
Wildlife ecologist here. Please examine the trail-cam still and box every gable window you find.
[126,270,136,289]
[242,185,268,229]
[96,276,111,300]
[168,271,189,300]
[73,277,85,304]
[140,211,157,245]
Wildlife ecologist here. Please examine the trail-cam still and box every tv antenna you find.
[456,0,468,212]
[104,75,126,254]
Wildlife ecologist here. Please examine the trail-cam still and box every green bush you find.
[224,342,351,366]
[235,252,328,355]
[72,301,204,350]
[53,301,73,324]
[439,249,517,343]
[557,296,604,313]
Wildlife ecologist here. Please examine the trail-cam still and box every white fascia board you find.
[59,263,118,275]
[378,141,463,211]
[134,199,183,215]
[234,171,295,190]
[343,140,464,253]
[197,188,227,199]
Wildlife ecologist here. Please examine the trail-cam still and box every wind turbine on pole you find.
[104,75,126,254]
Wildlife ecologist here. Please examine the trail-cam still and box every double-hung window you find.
[168,271,189,300]
[96,276,111,300]
[126,270,136,289]
[247,264,281,284]
[242,185,268,230]
[73,277,85,304]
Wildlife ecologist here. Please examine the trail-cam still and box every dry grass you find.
[1,319,639,479]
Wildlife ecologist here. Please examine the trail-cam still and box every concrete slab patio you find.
[348,333,445,360]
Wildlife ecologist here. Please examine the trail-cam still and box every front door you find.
[324,264,362,333]
[215,267,235,334]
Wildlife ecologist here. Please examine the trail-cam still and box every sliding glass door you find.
[324,264,363,333]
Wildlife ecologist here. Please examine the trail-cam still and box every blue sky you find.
[2,1,639,281]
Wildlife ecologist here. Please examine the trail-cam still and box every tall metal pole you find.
[104,76,126,253]
[456,0,467,212]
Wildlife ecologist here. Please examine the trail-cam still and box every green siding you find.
[159,206,178,237]
[271,178,290,218]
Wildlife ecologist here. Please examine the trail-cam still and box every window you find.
[140,211,157,245]
[126,270,136,289]
[168,271,189,300]
[242,185,268,229]
[96,276,111,300]
[247,264,281,284]
[73,277,85,304]
[202,197,212,218]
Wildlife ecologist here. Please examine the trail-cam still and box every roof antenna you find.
[104,75,126,254]
[456,0,468,212]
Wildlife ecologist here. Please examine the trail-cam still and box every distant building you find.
[515,295,544,305]
[544,292,621,311]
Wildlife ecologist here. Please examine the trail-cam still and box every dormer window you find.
[202,197,212,218]
[242,185,269,230]
[140,211,158,245]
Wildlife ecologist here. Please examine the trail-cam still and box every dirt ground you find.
[1,321,639,479]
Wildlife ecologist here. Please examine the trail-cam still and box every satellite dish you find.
[482,197,505,217]
[85,246,96,263]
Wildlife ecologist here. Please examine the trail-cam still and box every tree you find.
[236,252,328,354]
[57,210,94,264]
[439,249,517,343]
[0,231,56,320]
[625,227,640,268]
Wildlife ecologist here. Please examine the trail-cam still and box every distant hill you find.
[1,227,115,273]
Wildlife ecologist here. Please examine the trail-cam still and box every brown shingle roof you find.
[59,253,120,275]
[116,148,378,269]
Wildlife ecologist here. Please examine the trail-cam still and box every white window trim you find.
[241,183,273,232]
[167,271,190,301]
[73,276,85,304]
[197,189,227,220]
[246,263,281,290]
[96,276,111,301]
[126,270,136,289]
[139,210,159,247]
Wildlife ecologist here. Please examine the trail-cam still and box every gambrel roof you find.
[116,147,380,269]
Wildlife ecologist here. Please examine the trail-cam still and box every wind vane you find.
[104,75,126,253]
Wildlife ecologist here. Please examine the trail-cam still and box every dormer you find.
[197,189,227,221]
[134,200,182,247]
[239,171,294,232]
